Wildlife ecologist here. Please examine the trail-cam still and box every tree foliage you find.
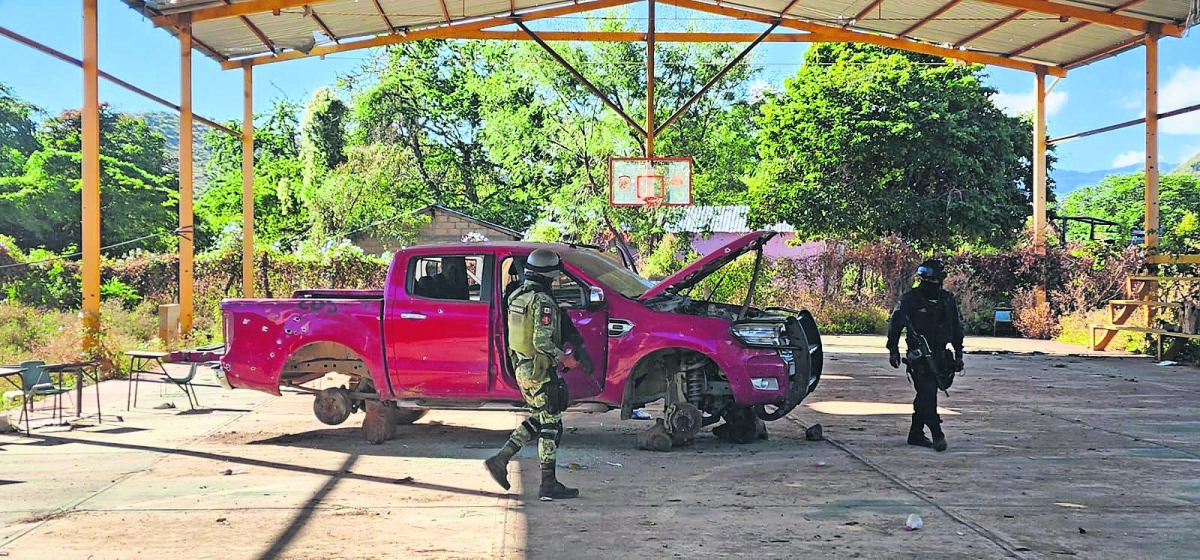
[748,44,1050,250]
[1061,172,1200,253]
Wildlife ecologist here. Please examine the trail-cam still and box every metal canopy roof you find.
[124,0,1195,75]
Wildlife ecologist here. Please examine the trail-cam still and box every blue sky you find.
[1,0,1197,171]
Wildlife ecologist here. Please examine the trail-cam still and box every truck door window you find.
[409,255,488,301]
[499,256,583,309]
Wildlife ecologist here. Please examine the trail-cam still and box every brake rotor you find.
[313,387,352,425]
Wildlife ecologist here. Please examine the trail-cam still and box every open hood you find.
[639,231,777,300]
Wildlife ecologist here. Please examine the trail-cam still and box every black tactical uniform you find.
[886,260,964,452]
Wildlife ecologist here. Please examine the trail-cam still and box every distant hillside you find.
[1052,160,1180,194]
[137,111,214,197]
[1170,152,1200,178]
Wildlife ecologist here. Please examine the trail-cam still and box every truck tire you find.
[395,409,428,425]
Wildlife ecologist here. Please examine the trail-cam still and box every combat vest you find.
[506,281,561,362]
[907,289,956,348]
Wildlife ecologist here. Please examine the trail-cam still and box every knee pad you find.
[521,418,543,438]
[539,421,563,444]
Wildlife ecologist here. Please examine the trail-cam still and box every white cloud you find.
[1161,66,1200,135]
[1111,150,1146,168]
[992,89,1068,117]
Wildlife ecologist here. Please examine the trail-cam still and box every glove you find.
[888,351,901,369]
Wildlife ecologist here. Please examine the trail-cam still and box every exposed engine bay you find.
[642,294,771,321]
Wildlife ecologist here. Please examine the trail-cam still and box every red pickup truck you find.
[218,231,823,446]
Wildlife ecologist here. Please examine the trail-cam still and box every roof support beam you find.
[221,0,641,68]
[1145,26,1160,249]
[437,0,453,24]
[153,0,335,26]
[969,0,1183,36]
[516,21,648,138]
[1048,103,1200,144]
[667,0,1066,76]
[1007,21,1088,57]
[1031,0,1148,60]
[954,8,1024,47]
[850,0,887,26]
[371,0,395,34]
[180,20,195,335]
[778,0,803,17]
[0,25,238,136]
[898,0,962,37]
[656,21,779,136]
[468,30,817,41]
[82,0,101,352]
[309,9,339,42]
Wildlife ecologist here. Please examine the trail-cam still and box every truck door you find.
[497,256,607,400]
[386,254,493,398]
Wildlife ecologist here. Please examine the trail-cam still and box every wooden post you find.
[81,0,101,351]
[1145,26,1160,250]
[646,0,655,157]
[1033,67,1048,307]
[180,17,195,335]
[242,62,255,298]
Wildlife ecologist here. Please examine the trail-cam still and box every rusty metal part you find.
[362,400,398,444]
[666,402,703,447]
[313,387,352,425]
[637,418,673,452]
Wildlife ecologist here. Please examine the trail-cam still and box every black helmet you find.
[916,259,947,284]
[524,249,562,279]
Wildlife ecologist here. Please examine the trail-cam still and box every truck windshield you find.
[563,251,655,299]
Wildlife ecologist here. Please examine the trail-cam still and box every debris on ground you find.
[153,402,176,410]
[393,476,414,485]
[805,424,825,441]
[631,409,652,420]
[1155,361,1179,366]
[215,517,227,523]
[905,514,922,531]
[220,468,247,476]
[813,460,827,467]
[606,462,623,467]
[1079,527,1087,534]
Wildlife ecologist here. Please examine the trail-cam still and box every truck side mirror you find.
[588,286,605,307]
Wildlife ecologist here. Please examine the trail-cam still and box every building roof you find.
[415,203,524,239]
[123,0,1196,76]
[671,205,794,234]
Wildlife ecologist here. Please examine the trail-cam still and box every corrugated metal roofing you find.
[672,205,794,234]
[122,0,1196,73]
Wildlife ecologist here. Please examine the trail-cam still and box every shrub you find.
[1012,287,1061,340]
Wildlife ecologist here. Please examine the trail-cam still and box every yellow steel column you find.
[179,17,194,335]
[645,0,655,157]
[82,0,101,351]
[242,62,255,298]
[1033,67,1048,306]
[1145,26,1160,249]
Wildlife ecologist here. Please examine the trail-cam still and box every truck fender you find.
[619,346,719,420]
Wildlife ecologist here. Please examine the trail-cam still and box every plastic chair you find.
[2,361,72,435]
[994,307,1016,337]
[126,351,200,411]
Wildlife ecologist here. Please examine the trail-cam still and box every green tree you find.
[1061,172,1200,252]
[749,44,1050,249]
[0,83,41,177]
[197,99,309,246]
[300,88,349,193]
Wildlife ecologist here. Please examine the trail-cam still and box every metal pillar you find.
[179,17,194,335]
[1033,68,1048,306]
[242,62,255,298]
[1145,26,1160,249]
[645,0,656,157]
[82,0,101,351]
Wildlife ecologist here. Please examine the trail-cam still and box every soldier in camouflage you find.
[485,249,581,500]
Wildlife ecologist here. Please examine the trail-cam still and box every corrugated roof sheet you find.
[671,205,794,234]
[122,0,1196,74]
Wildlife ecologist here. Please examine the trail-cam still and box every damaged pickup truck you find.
[218,231,823,447]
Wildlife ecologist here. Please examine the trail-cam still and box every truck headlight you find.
[731,323,782,346]
[750,377,779,391]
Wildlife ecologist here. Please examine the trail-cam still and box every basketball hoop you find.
[609,157,693,207]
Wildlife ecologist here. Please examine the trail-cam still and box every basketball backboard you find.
[609,157,693,206]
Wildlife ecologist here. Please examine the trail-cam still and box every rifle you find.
[902,320,955,394]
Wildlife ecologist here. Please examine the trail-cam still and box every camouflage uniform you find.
[504,280,568,463]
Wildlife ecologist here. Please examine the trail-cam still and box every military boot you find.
[484,440,520,491]
[932,433,948,452]
[907,414,933,448]
[538,461,579,501]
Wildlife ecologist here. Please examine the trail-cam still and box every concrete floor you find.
[1,336,1196,559]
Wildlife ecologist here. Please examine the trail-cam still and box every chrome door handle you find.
[400,313,427,320]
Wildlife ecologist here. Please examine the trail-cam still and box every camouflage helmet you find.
[524,249,562,279]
